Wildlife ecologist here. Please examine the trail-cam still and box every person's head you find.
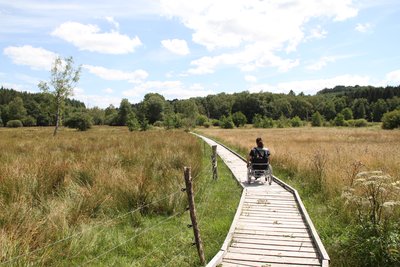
[256,137,263,148]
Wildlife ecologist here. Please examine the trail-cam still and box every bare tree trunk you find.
[53,98,60,136]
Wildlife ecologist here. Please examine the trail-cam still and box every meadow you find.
[0,127,241,266]
[197,126,400,266]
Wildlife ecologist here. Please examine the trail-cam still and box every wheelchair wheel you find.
[247,167,252,184]
[266,164,273,185]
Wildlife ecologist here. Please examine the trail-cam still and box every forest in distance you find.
[1,84,400,131]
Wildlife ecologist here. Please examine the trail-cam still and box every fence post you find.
[211,145,218,180]
[184,167,206,265]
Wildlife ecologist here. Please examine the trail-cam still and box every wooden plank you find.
[228,247,318,258]
[240,213,305,222]
[236,225,309,234]
[236,221,308,230]
[224,252,321,265]
[233,233,312,243]
[239,217,306,226]
[234,229,311,238]
[232,237,314,247]
[231,241,316,253]
[222,259,321,267]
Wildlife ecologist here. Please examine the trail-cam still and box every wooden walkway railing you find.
[194,134,330,267]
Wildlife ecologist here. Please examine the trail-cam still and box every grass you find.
[196,126,400,267]
[0,126,241,266]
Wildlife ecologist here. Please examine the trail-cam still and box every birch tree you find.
[38,56,81,136]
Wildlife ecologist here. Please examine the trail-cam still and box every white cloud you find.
[161,39,190,55]
[248,74,371,95]
[245,75,257,83]
[160,0,358,51]
[384,69,400,85]
[187,42,299,75]
[103,88,114,94]
[306,56,336,71]
[122,80,213,100]
[3,45,58,70]
[83,64,148,83]
[306,26,328,41]
[355,23,372,33]
[52,21,142,54]
[105,16,120,30]
[73,88,121,108]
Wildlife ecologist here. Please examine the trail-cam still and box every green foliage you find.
[139,118,150,131]
[38,56,81,136]
[211,119,220,126]
[8,97,27,120]
[117,99,133,126]
[347,119,368,127]
[382,109,400,129]
[219,115,234,129]
[232,111,247,127]
[196,114,208,126]
[203,121,211,128]
[6,120,23,128]
[334,113,345,126]
[311,111,323,127]
[127,113,140,131]
[372,99,388,122]
[290,116,303,127]
[253,114,274,128]
[22,116,37,127]
[64,113,93,131]
[88,107,105,125]
[140,93,166,124]
[341,107,353,120]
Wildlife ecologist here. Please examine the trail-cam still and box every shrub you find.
[382,109,400,129]
[347,119,368,127]
[211,119,220,126]
[219,115,234,129]
[6,120,23,128]
[311,111,323,127]
[64,113,93,131]
[153,120,163,127]
[127,114,140,131]
[22,116,37,127]
[253,114,274,128]
[196,115,208,126]
[0,117,3,127]
[290,116,303,127]
[232,111,247,127]
[334,113,345,126]
[203,121,211,128]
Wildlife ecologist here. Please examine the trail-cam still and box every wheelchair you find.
[247,162,273,185]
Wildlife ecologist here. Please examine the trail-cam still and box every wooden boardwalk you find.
[195,134,329,267]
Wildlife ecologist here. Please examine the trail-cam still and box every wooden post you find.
[211,145,218,180]
[184,167,206,266]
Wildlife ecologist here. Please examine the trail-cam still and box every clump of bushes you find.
[6,120,23,128]
[347,119,368,127]
[382,109,400,129]
[219,115,234,129]
[64,113,93,131]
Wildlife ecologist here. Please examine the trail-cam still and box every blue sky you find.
[1,0,399,108]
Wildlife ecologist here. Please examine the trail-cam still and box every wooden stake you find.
[184,167,206,265]
[211,145,218,180]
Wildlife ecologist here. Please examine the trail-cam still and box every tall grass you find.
[0,127,202,264]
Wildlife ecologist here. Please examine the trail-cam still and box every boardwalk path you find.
[194,134,329,267]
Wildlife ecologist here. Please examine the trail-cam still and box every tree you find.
[341,108,353,120]
[232,111,247,127]
[381,110,400,129]
[117,99,133,126]
[311,111,323,127]
[219,115,234,129]
[38,57,81,136]
[371,99,388,122]
[64,112,92,131]
[140,93,165,124]
[127,113,140,131]
[334,113,345,126]
[8,97,27,121]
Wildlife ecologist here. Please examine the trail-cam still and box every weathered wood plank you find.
[233,233,312,242]
[234,229,311,238]
[231,241,316,253]
[228,247,318,258]
[239,217,306,226]
[222,259,321,267]
[236,225,309,234]
[224,252,321,265]
[232,237,314,247]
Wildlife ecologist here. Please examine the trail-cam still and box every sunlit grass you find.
[0,126,241,265]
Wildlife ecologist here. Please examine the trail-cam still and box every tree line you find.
[1,84,400,130]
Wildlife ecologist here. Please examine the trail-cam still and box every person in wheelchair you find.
[247,137,272,184]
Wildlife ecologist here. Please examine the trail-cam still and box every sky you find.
[1,0,400,108]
